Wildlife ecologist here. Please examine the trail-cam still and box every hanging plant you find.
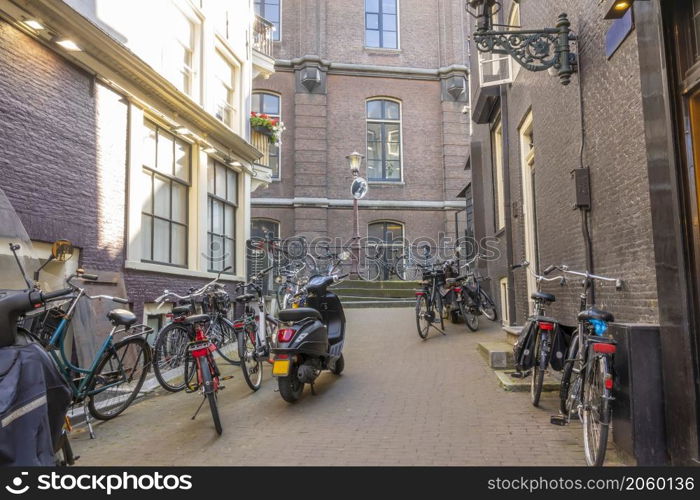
[250,112,286,145]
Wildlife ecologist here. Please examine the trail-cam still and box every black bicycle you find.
[461,269,498,322]
[415,262,446,339]
[547,264,623,466]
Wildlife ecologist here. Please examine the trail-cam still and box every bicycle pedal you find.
[550,415,568,426]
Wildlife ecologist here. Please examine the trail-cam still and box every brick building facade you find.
[251,0,471,254]
[0,0,271,325]
[468,0,700,464]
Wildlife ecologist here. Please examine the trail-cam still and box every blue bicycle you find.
[29,269,152,439]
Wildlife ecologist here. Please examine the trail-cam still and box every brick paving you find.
[71,308,623,466]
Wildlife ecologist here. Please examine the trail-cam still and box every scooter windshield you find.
[0,187,35,291]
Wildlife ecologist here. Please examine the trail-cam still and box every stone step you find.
[332,279,419,290]
[494,369,561,393]
[336,287,416,299]
[477,341,515,369]
[343,299,414,308]
[503,325,522,345]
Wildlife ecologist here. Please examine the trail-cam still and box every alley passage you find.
[72,308,616,466]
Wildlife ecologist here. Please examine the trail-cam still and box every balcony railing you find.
[252,15,274,59]
[251,128,271,168]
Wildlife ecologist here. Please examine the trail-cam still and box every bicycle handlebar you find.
[546,264,624,290]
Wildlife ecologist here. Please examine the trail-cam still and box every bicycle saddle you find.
[235,293,256,303]
[531,291,556,303]
[278,307,322,323]
[181,314,210,325]
[578,308,614,323]
[172,305,192,316]
[106,309,137,328]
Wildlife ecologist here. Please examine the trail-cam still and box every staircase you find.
[332,279,417,308]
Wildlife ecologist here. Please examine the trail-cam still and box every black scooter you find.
[271,273,347,403]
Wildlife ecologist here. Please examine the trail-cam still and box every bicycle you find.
[29,269,152,439]
[547,264,623,466]
[461,268,498,322]
[234,265,279,391]
[511,260,566,407]
[415,262,446,339]
[182,314,224,435]
[441,254,480,331]
[152,268,239,393]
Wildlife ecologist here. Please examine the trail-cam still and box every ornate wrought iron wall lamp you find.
[467,0,577,85]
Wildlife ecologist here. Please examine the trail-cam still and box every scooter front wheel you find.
[278,366,304,403]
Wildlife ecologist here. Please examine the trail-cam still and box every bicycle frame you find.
[45,290,124,399]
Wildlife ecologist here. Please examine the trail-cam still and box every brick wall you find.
[469,0,659,325]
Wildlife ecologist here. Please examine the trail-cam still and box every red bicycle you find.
[184,315,222,435]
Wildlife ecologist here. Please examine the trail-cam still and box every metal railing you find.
[252,15,274,58]
[251,128,271,168]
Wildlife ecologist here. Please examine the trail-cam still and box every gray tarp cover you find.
[0,342,71,466]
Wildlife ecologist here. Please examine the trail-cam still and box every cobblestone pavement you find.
[71,307,624,466]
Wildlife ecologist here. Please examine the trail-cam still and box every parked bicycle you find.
[511,261,570,407]
[546,264,623,466]
[234,266,279,391]
[151,269,239,393]
[22,259,152,439]
[441,254,480,330]
[415,262,446,339]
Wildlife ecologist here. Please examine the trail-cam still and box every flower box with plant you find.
[250,112,285,145]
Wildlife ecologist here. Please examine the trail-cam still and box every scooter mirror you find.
[51,239,74,262]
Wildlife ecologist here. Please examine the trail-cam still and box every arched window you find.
[368,220,405,280]
[251,218,280,240]
[366,99,402,182]
[252,92,281,179]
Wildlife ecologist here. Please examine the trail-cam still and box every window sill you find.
[364,47,402,55]
[368,181,404,186]
[125,260,244,282]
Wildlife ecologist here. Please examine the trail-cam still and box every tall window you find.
[252,92,281,178]
[365,0,398,49]
[163,9,196,95]
[508,2,521,80]
[491,118,505,231]
[213,50,237,129]
[366,99,401,181]
[141,120,190,267]
[255,0,280,41]
[251,219,280,240]
[207,159,238,273]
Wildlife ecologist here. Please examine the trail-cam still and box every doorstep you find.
[494,369,561,393]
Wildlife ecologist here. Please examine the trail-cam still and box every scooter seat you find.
[278,307,322,322]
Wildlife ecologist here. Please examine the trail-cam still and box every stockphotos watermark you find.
[4,471,192,496]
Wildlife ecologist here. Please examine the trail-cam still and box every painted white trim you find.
[252,90,282,180]
[251,197,464,209]
[125,260,244,282]
[519,110,537,313]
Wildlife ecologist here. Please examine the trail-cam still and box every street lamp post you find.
[346,151,365,277]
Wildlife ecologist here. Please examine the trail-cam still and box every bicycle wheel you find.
[582,353,612,466]
[559,336,579,415]
[415,294,430,339]
[531,332,548,407]
[436,293,445,330]
[198,355,222,435]
[459,298,479,331]
[88,337,151,420]
[211,317,241,365]
[479,289,498,321]
[395,257,420,281]
[358,260,381,281]
[238,326,263,391]
[152,322,192,392]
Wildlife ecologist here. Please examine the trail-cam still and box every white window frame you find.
[252,91,282,180]
[477,7,512,87]
[212,45,241,133]
[491,118,506,231]
[519,111,539,313]
[499,277,509,325]
[169,2,203,100]
[124,105,246,281]
[365,97,404,183]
